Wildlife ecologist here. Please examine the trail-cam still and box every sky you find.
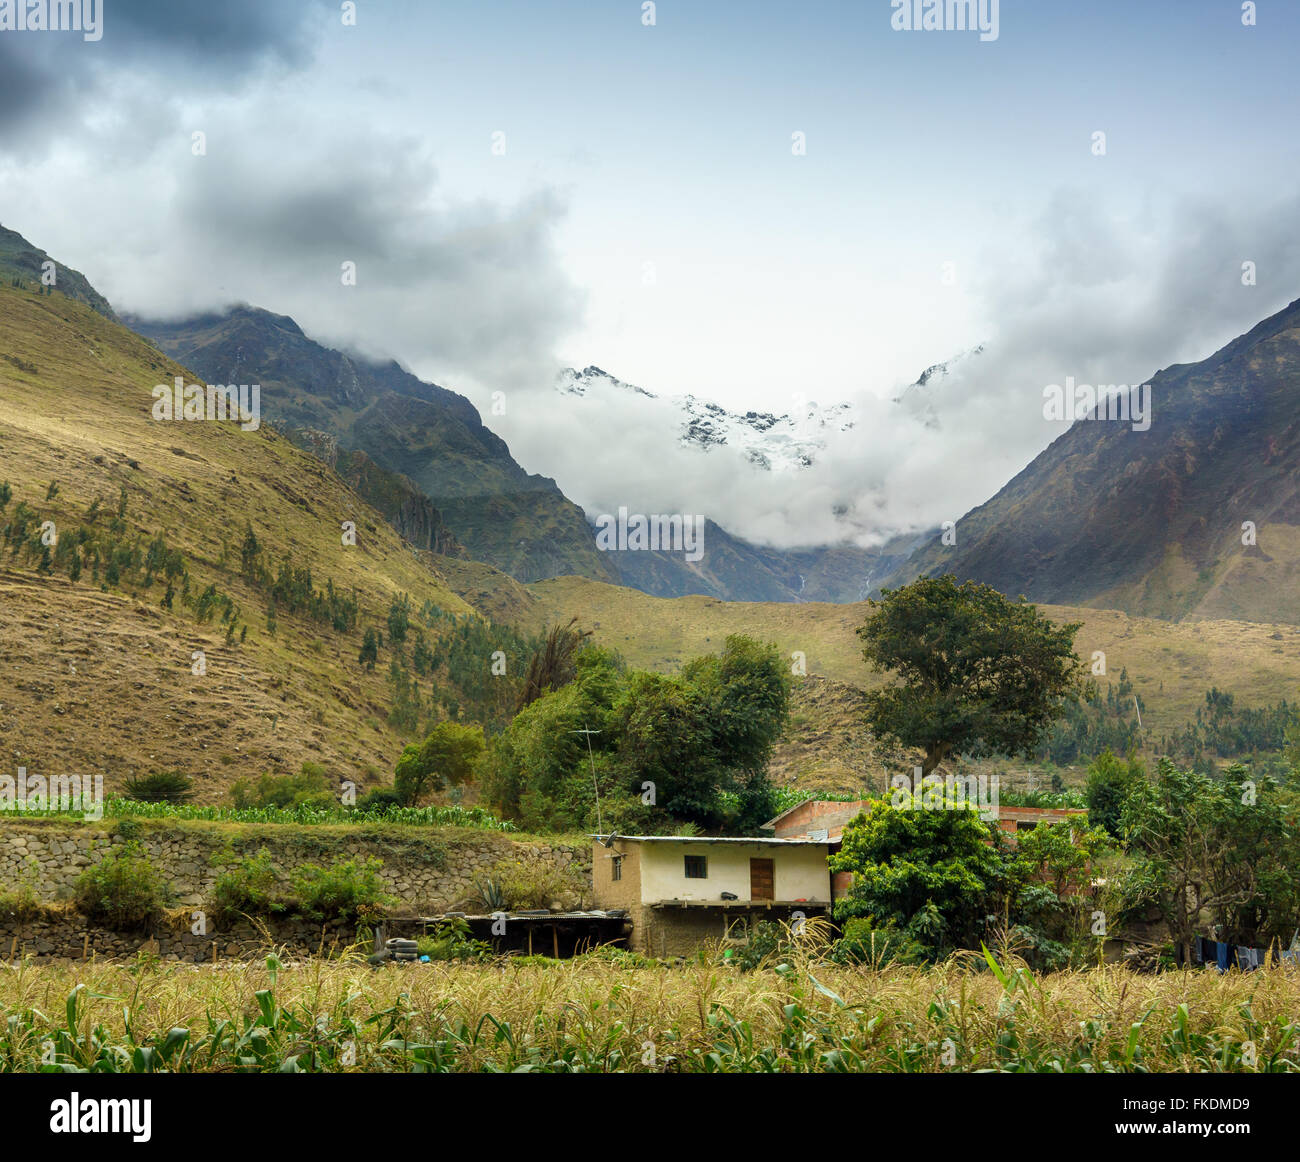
[2,0,1299,547]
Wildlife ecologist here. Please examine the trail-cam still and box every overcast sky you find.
[3,1,1299,547]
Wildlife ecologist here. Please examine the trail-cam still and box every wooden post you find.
[9,935,17,960]
[82,932,89,961]
[212,941,218,964]
[528,925,533,956]
[552,924,560,959]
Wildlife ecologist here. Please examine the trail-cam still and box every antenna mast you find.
[571,726,603,837]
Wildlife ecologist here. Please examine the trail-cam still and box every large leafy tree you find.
[830,793,1010,959]
[1121,759,1300,959]
[482,647,624,831]
[484,635,789,834]
[832,794,1114,966]
[394,722,485,806]
[858,575,1082,775]
[1083,748,1144,838]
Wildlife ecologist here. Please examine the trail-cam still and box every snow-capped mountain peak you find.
[553,366,854,472]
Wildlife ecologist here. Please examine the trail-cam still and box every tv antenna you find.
[570,726,603,838]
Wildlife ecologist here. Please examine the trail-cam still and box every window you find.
[611,856,622,882]
[684,854,707,879]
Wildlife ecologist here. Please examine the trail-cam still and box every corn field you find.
[1,940,1297,1073]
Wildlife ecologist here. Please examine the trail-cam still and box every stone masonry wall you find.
[0,819,593,958]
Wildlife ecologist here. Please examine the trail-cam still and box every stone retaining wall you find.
[0,912,365,961]
[0,820,593,958]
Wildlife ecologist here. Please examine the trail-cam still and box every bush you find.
[292,857,392,922]
[355,786,405,813]
[577,944,659,969]
[74,843,168,929]
[731,920,790,971]
[212,848,292,919]
[123,771,195,803]
[0,881,44,924]
[231,762,336,811]
[829,918,927,967]
[484,856,587,911]
[416,917,491,962]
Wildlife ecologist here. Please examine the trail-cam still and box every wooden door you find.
[749,858,774,901]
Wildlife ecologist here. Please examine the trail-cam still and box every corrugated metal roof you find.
[589,834,831,846]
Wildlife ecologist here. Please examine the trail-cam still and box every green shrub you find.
[578,944,658,969]
[123,771,195,803]
[0,880,44,924]
[230,762,336,811]
[829,918,927,967]
[355,786,405,813]
[731,920,790,971]
[416,918,491,962]
[292,857,392,922]
[74,843,168,929]
[484,856,586,910]
[212,848,292,919]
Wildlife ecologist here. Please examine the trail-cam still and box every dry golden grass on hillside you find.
[5,284,1298,805]
[526,575,1300,739]
[0,286,483,798]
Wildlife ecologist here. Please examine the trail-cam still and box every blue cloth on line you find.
[1216,941,1230,972]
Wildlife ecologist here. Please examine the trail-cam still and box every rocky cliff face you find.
[885,299,1300,622]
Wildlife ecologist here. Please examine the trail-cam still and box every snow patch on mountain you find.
[555,365,856,473]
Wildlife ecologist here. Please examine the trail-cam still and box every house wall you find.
[591,841,641,911]
[590,840,833,956]
[994,806,1088,837]
[770,800,866,839]
[635,903,831,958]
[637,842,830,904]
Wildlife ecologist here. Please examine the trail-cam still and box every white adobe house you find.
[590,835,833,956]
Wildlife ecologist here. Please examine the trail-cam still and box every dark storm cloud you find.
[111,109,583,390]
[0,0,329,147]
[98,0,328,64]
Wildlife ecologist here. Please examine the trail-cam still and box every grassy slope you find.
[0,284,486,800]
[524,574,1300,754]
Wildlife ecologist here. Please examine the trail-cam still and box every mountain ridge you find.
[883,296,1300,622]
